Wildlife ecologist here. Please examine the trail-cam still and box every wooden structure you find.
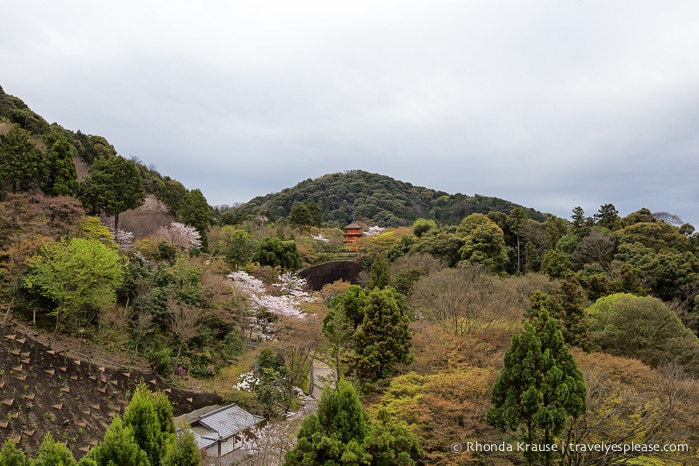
[344,222,362,252]
[176,404,264,465]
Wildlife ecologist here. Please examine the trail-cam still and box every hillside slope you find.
[0,318,222,458]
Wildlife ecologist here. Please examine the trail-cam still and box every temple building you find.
[344,222,362,252]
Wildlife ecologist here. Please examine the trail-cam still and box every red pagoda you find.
[344,222,362,252]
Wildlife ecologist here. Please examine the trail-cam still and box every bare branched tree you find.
[409,265,499,336]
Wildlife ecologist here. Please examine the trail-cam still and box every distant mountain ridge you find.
[237,170,549,227]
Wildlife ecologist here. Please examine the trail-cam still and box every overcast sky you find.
[2,1,698,226]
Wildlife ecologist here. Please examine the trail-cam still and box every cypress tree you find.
[352,287,412,384]
[84,417,150,466]
[367,254,391,290]
[486,309,586,465]
[0,439,26,466]
[122,384,174,466]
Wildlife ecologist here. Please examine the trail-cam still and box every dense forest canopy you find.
[230,170,549,227]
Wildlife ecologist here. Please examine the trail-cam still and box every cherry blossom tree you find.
[153,221,202,250]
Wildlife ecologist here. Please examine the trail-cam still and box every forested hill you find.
[236,170,548,227]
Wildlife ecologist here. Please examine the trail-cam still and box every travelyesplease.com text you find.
[451,441,690,455]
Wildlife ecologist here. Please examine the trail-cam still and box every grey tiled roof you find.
[190,428,219,450]
[197,404,264,441]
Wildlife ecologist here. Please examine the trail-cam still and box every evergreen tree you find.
[411,218,436,238]
[328,285,367,329]
[43,130,78,196]
[284,380,422,465]
[31,433,77,466]
[122,384,174,466]
[0,439,26,466]
[555,274,586,346]
[367,253,391,290]
[570,206,586,230]
[363,419,423,466]
[306,202,322,228]
[252,237,300,272]
[283,379,369,465]
[322,306,354,384]
[80,156,146,232]
[162,429,201,466]
[178,189,210,250]
[352,287,413,384]
[593,203,620,230]
[84,417,150,466]
[458,215,510,273]
[486,309,586,466]
[289,202,313,236]
[0,125,47,199]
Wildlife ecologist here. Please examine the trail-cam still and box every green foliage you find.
[43,130,79,196]
[31,433,76,466]
[352,287,413,384]
[0,87,50,133]
[322,305,355,382]
[23,237,123,339]
[540,249,573,279]
[284,380,422,465]
[122,384,174,466]
[613,241,699,301]
[0,439,26,466]
[68,131,117,163]
[177,189,211,250]
[593,203,620,230]
[486,309,586,465]
[457,214,510,273]
[412,218,436,238]
[252,237,301,272]
[289,202,314,234]
[80,156,146,232]
[239,170,546,228]
[367,254,391,290]
[570,206,586,229]
[222,229,256,270]
[328,285,367,329]
[84,417,150,466]
[363,420,424,465]
[254,348,291,416]
[284,380,369,466]
[0,125,47,199]
[410,231,463,267]
[156,178,187,216]
[162,429,201,466]
[585,293,699,375]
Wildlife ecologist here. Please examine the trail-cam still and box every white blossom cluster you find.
[232,371,258,392]
[364,225,385,236]
[154,222,202,250]
[310,233,330,243]
[227,271,314,319]
[114,229,135,249]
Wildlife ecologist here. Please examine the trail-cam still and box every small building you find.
[176,403,264,465]
[344,222,362,252]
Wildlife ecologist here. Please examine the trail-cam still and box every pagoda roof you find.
[345,222,362,229]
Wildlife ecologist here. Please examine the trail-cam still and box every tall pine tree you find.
[352,287,412,384]
[486,308,586,465]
